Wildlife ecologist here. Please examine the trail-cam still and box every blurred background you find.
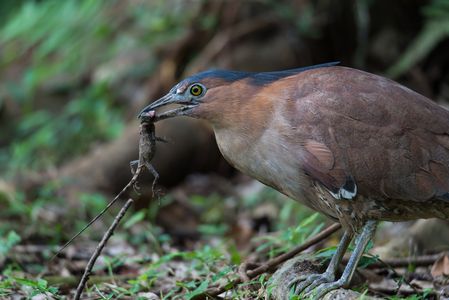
[1,0,449,298]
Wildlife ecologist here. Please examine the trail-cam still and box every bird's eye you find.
[189,84,203,96]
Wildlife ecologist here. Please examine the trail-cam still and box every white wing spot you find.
[329,183,357,200]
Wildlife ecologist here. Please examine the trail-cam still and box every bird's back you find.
[280,66,449,224]
[210,65,449,229]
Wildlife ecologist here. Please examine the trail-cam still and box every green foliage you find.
[0,180,117,246]
[0,0,196,88]
[0,0,196,90]
[1,1,442,298]
[1,0,108,90]
[387,289,433,300]
[2,84,123,172]
[315,245,337,261]
[0,0,197,174]
[316,239,379,268]
[123,210,146,229]
[79,192,109,217]
[255,213,324,258]
[108,189,326,299]
[126,243,237,299]
[0,189,57,239]
[0,231,21,258]
[264,0,321,38]
[11,278,58,296]
[388,0,449,78]
[0,265,60,299]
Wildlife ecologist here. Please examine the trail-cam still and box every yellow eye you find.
[190,84,203,96]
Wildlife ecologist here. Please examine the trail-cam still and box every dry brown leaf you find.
[431,253,449,277]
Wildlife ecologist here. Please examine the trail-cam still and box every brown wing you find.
[290,66,449,202]
[301,139,356,199]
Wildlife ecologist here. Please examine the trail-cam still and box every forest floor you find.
[1,174,445,299]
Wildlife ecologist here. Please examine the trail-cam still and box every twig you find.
[51,119,161,261]
[362,253,441,269]
[74,198,134,299]
[362,253,441,297]
[193,222,341,299]
[237,262,253,296]
[238,262,251,283]
[73,119,160,299]
[50,184,136,261]
[44,274,137,287]
[369,284,437,297]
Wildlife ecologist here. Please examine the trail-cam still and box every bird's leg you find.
[130,160,138,175]
[289,230,352,294]
[305,220,377,299]
[129,160,141,194]
[156,137,168,143]
[144,161,160,197]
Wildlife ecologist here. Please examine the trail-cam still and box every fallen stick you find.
[51,119,162,260]
[74,198,134,299]
[369,285,437,297]
[73,117,160,299]
[50,180,139,261]
[193,222,341,299]
[362,253,442,269]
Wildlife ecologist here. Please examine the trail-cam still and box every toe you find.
[304,280,343,300]
[294,280,312,295]
[302,276,328,294]
[287,275,309,291]
[291,272,335,296]
[287,274,312,286]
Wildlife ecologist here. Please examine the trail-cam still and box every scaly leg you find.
[144,162,160,197]
[288,231,352,294]
[129,160,141,193]
[305,220,377,299]
[156,137,168,143]
[130,160,138,175]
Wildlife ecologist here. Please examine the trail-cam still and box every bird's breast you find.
[213,122,311,206]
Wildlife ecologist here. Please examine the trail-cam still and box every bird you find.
[138,62,449,298]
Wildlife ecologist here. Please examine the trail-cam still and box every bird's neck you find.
[194,80,274,133]
[199,81,282,176]
[191,82,268,169]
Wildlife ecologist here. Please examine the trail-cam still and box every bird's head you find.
[138,62,340,124]
[138,70,250,123]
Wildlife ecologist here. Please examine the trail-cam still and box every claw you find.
[287,274,309,292]
[302,272,335,294]
[130,160,138,175]
[288,272,335,297]
[133,184,141,194]
[156,136,168,143]
[303,279,344,299]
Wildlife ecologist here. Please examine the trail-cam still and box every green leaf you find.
[387,0,449,78]
[299,213,319,228]
[37,279,47,289]
[184,280,210,300]
[0,231,21,256]
[13,277,39,288]
[315,246,337,260]
[124,211,146,229]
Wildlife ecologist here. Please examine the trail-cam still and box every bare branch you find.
[193,223,341,299]
[74,198,134,299]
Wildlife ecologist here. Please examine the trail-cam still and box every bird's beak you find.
[138,93,198,121]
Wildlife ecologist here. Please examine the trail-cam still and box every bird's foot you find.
[130,160,138,175]
[288,272,333,295]
[288,272,344,300]
[156,136,168,143]
[303,278,345,299]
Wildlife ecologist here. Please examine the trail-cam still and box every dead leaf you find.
[431,254,449,277]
